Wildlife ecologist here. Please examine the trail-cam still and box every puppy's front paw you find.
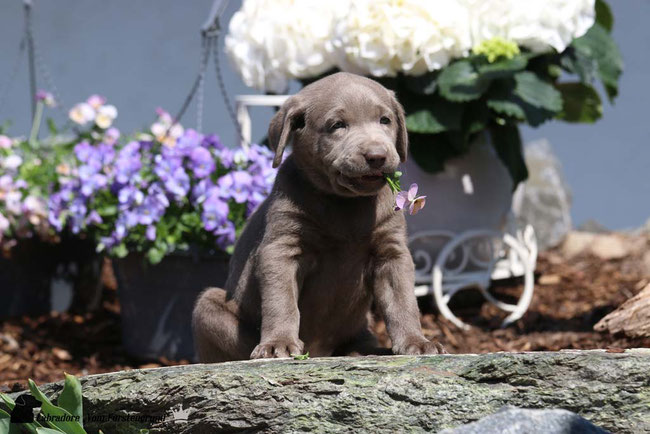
[393,337,447,355]
[250,338,305,359]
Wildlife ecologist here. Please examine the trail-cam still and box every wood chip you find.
[52,347,73,361]
[539,274,561,285]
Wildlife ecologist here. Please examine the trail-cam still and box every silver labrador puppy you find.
[193,72,445,362]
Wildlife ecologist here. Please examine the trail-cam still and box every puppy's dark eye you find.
[331,121,346,131]
[380,116,391,125]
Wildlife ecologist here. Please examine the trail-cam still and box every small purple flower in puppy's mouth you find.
[394,183,426,215]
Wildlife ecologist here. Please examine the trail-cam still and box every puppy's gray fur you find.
[193,72,445,361]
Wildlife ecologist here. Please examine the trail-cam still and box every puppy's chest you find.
[300,241,373,295]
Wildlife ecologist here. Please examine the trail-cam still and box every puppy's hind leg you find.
[192,287,258,363]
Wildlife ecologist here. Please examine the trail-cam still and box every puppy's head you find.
[268,72,408,197]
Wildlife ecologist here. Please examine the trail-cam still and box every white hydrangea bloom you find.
[328,0,471,77]
[225,0,349,93]
[226,0,596,85]
[463,0,595,53]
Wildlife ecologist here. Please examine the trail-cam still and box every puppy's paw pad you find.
[250,339,304,359]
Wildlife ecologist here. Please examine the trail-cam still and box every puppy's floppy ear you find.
[390,91,409,162]
[268,95,306,168]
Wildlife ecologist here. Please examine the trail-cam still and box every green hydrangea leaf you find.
[560,49,599,84]
[403,93,463,134]
[489,124,528,188]
[571,23,623,102]
[486,80,557,127]
[513,71,563,112]
[406,110,445,134]
[475,54,528,79]
[595,0,614,32]
[556,82,603,123]
[487,99,526,121]
[438,60,490,102]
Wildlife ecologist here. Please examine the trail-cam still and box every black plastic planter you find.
[113,251,229,362]
[0,238,103,319]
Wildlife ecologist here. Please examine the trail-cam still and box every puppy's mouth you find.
[338,170,387,195]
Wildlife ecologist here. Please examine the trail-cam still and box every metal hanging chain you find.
[195,35,209,133]
[23,0,65,120]
[173,0,245,146]
[0,36,26,119]
[24,0,37,120]
[172,33,213,129]
[211,28,245,146]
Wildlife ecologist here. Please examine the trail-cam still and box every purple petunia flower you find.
[146,225,156,241]
[189,146,215,179]
[218,171,253,204]
[202,191,229,232]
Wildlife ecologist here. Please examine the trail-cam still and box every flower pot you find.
[401,135,514,259]
[0,238,103,319]
[113,251,229,362]
[0,239,54,318]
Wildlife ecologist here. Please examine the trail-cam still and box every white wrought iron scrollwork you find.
[411,224,537,330]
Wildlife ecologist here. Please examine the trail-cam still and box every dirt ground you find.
[1,248,649,393]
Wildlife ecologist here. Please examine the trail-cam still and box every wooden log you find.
[595,284,650,338]
[21,350,650,433]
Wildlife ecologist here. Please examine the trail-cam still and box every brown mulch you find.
[375,250,650,352]
[1,250,649,393]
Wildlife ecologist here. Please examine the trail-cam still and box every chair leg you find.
[432,264,471,331]
[500,233,535,327]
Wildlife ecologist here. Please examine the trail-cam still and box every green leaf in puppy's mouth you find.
[384,171,402,194]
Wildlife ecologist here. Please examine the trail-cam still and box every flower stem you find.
[28,101,43,148]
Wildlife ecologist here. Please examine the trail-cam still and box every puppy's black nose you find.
[364,151,386,169]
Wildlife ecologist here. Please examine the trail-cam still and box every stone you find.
[561,231,630,260]
[590,234,630,260]
[516,139,573,251]
[440,407,609,434]
[561,231,596,258]
[18,350,650,433]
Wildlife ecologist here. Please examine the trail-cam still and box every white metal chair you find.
[409,217,537,330]
[235,94,538,330]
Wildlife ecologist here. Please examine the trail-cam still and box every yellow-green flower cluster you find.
[472,37,520,63]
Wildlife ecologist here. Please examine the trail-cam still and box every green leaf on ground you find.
[28,380,85,434]
[57,373,83,427]
[291,352,310,360]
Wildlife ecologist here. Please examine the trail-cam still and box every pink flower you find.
[36,89,56,107]
[0,135,12,149]
[86,94,107,109]
[394,183,426,215]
